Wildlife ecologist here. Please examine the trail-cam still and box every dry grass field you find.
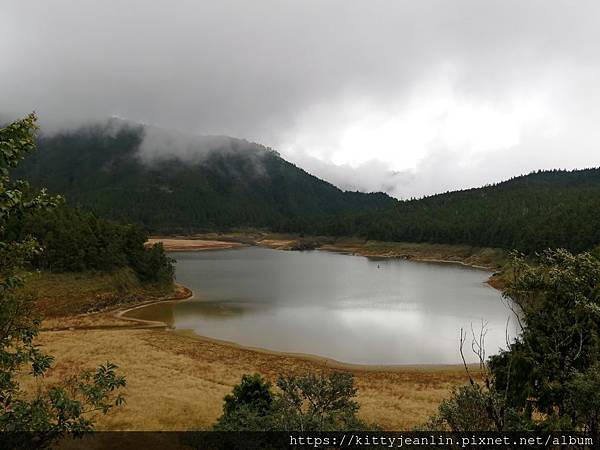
[146,238,244,251]
[30,326,477,431]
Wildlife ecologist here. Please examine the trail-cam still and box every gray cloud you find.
[2,0,600,198]
[136,123,272,179]
[138,124,235,163]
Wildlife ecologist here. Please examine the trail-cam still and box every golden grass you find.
[147,238,244,251]
[30,326,477,431]
[255,238,297,249]
[20,269,175,318]
[320,241,506,270]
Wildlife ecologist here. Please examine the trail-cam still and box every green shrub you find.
[214,372,370,431]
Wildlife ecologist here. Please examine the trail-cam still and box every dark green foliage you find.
[564,364,600,438]
[6,204,174,284]
[215,374,275,431]
[285,168,600,253]
[425,249,600,437]
[214,372,370,431]
[421,384,500,432]
[1,363,126,438]
[1,115,126,448]
[222,373,274,418]
[489,250,600,432]
[17,121,600,253]
[274,372,368,432]
[131,240,174,284]
[15,122,394,233]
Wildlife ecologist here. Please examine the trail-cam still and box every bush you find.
[214,372,370,431]
[422,249,600,435]
[274,372,367,431]
[214,374,274,431]
[565,363,600,440]
[422,384,499,432]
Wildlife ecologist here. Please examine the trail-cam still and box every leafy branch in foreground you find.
[0,114,126,449]
[1,362,125,433]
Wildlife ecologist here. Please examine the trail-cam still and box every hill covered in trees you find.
[15,121,395,233]
[14,120,600,253]
[283,168,600,253]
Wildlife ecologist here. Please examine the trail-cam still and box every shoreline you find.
[146,238,245,251]
[172,328,477,373]
[34,322,474,430]
[150,235,504,289]
[151,235,503,270]
[118,237,500,371]
[118,287,474,372]
[320,247,494,271]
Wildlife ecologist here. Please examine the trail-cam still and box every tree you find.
[490,250,600,430]
[214,373,275,431]
[565,363,600,439]
[420,384,500,432]
[274,372,367,431]
[7,202,175,284]
[214,372,369,431]
[423,249,600,438]
[0,114,126,448]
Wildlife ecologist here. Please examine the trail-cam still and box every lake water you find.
[128,247,515,365]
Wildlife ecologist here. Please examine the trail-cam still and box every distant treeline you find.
[6,204,174,284]
[277,168,600,254]
[14,123,395,233]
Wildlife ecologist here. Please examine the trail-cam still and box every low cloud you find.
[138,125,235,163]
[3,1,600,197]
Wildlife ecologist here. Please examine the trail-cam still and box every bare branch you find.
[459,327,475,386]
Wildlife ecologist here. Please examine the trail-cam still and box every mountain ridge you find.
[285,166,600,253]
[15,121,395,232]
[15,120,600,253]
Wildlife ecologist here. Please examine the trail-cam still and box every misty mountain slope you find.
[286,167,600,253]
[14,123,395,232]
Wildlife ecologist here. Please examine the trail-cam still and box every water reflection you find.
[129,247,515,365]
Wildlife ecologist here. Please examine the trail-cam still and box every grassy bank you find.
[30,328,477,431]
[152,232,508,270]
[21,268,175,318]
[319,240,506,269]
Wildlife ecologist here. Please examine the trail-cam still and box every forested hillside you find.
[15,121,600,253]
[283,168,600,253]
[15,122,394,232]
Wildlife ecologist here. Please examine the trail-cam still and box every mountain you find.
[15,120,599,253]
[288,168,600,253]
[14,121,395,232]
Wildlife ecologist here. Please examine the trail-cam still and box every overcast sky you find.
[2,1,600,198]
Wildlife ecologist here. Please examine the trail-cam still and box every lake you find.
[128,247,515,365]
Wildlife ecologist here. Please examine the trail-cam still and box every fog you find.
[2,1,600,197]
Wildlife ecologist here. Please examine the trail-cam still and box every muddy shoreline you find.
[120,237,500,370]
[120,298,476,373]
[150,235,504,286]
